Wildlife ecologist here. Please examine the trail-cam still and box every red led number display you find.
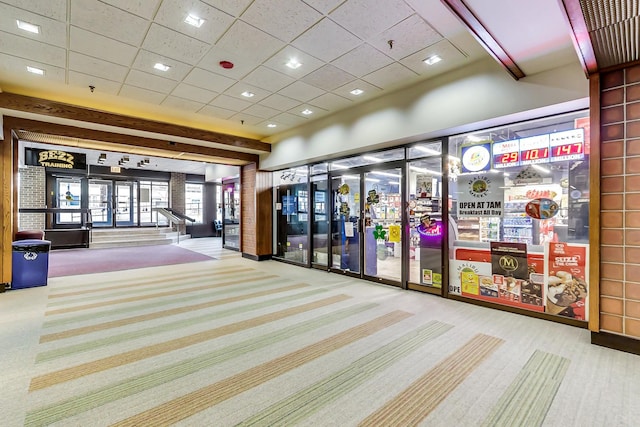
[496,152,518,164]
[552,143,583,157]
[521,147,549,161]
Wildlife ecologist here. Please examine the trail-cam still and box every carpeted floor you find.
[48,244,214,277]
[1,238,639,426]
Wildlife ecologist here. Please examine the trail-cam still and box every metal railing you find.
[152,208,186,243]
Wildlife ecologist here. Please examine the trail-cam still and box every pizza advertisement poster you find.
[545,242,589,320]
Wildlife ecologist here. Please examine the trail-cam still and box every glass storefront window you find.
[447,111,590,321]
[274,167,309,264]
[329,148,404,171]
[185,183,204,223]
[56,178,82,224]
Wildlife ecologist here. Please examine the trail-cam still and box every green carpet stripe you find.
[111,310,413,427]
[25,302,377,427]
[359,334,504,426]
[45,274,279,315]
[29,294,352,392]
[47,267,250,299]
[45,269,253,307]
[36,285,324,362]
[480,350,570,427]
[239,320,453,426]
[40,282,310,343]
[43,275,285,328]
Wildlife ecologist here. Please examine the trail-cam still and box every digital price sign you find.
[491,129,584,169]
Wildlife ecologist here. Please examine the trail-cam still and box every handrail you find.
[153,208,185,243]
[165,208,196,223]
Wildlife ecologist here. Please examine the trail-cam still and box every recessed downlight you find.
[301,109,313,115]
[154,63,170,72]
[241,91,255,98]
[184,14,205,28]
[286,59,302,69]
[267,123,277,128]
[424,55,442,65]
[26,66,44,75]
[17,20,40,34]
[350,88,364,95]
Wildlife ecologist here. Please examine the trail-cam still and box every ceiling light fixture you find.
[16,20,40,34]
[301,109,313,115]
[241,91,255,98]
[350,88,364,95]
[26,66,44,75]
[184,14,205,28]
[154,63,171,72]
[424,55,442,65]
[267,123,277,128]
[286,59,302,69]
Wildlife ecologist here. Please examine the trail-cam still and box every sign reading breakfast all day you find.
[25,148,87,170]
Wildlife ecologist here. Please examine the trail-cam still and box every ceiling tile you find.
[161,96,205,113]
[70,26,138,66]
[241,0,322,42]
[0,52,65,81]
[301,0,345,15]
[125,69,179,94]
[332,43,394,77]
[223,82,271,103]
[242,66,296,92]
[70,0,150,46]
[1,0,67,21]
[330,0,413,40]
[278,80,326,102]
[0,31,66,67]
[259,93,301,110]
[142,23,211,65]
[119,85,167,104]
[301,64,355,91]
[0,3,67,47]
[362,62,418,89]
[199,104,236,120]
[215,20,285,64]
[400,39,468,76]
[292,18,362,62]
[229,112,263,126]
[184,67,236,92]
[271,112,309,126]
[370,14,443,60]
[69,71,122,94]
[69,51,129,82]
[171,82,218,103]
[308,92,353,111]
[209,94,253,112]
[197,47,261,80]
[100,0,162,20]
[131,50,193,81]
[154,0,235,44]
[242,103,280,119]
[262,45,325,78]
[333,79,383,100]
[201,0,254,17]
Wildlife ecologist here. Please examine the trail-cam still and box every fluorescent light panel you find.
[184,14,205,28]
[154,63,170,72]
[286,59,302,69]
[424,55,442,65]
[17,20,39,34]
[26,66,44,75]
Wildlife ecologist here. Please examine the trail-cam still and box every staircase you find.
[89,227,189,249]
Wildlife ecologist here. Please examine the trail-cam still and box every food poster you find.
[416,175,433,198]
[457,174,504,217]
[545,242,589,320]
[449,259,492,296]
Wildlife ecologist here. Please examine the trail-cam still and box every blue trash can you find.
[11,239,51,289]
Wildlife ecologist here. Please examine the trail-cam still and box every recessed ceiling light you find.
[267,123,277,128]
[301,109,313,115]
[350,89,364,95]
[154,63,170,72]
[286,59,302,69]
[241,91,255,98]
[424,55,442,65]
[26,66,44,75]
[16,20,40,34]
[184,14,205,28]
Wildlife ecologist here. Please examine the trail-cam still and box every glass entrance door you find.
[115,181,136,226]
[88,180,113,227]
[331,173,361,274]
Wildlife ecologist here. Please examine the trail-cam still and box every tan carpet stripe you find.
[29,294,351,391]
[39,283,310,343]
[358,334,504,427]
[480,350,570,426]
[44,274,278,316]
[47,267,250,298]
[111,310,413,427]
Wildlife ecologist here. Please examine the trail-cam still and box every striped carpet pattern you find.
[0,239,634,426]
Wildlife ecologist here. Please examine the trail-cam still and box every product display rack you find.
[480,217,501,241]
[502,201,534,244]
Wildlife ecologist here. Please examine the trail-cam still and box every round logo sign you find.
[525,198,559,219]
[462,145,491,172]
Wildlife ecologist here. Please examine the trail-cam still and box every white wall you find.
[260,58,589,170]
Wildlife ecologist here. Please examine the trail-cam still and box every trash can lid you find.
[12,239,51,252]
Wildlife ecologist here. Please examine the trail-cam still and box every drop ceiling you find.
[0,0,636,174]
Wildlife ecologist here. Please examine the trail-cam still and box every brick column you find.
[18,166,46,230]
[241,163,272,260]
[170,172,186,234]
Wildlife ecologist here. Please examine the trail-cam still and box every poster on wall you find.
[457,174,504,217]
[545,242,589,320]
[449,259,492,296]
[415,175,433,198]
[490,242,529,305]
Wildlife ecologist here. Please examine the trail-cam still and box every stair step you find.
[88,227,189,249]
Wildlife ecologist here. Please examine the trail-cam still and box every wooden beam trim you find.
[441,0,525,80]
[0,92,271,153]
[558,0,599,77]
[4,117,259,164]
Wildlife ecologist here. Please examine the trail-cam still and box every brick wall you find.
[240,163,272,258]
[599,64,640,339]
[170,172,186,233]
[18,166,45,230]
